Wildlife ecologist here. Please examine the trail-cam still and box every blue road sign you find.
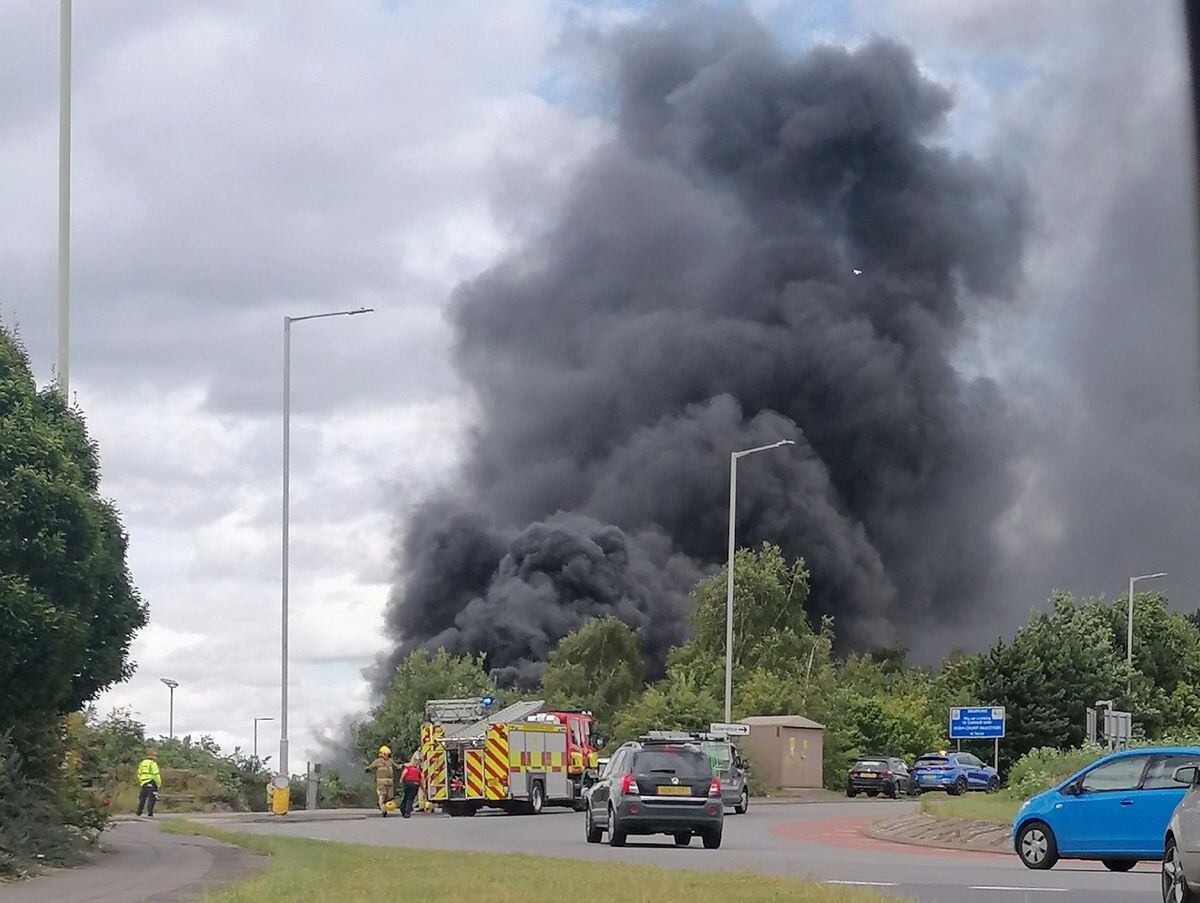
[949,706,1006,740]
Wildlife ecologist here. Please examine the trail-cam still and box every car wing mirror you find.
[1173,765,1199,786]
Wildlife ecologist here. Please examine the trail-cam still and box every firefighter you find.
[399,755,421,818]
[365,745,396,817]
[135,748,162,817]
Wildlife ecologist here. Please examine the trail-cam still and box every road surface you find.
[0,819,263,903]
[237,799,1163,903]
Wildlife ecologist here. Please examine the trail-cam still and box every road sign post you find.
[949,707,1006,771]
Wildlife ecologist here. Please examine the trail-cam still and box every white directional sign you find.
[710,722,751,736]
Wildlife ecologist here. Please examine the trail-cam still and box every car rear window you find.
[916,757,949,766]
[854,759,888,769]
[701,741,734,769]
[633,748,712,778]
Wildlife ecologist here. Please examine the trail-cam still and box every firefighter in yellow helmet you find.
[365,745,397,817]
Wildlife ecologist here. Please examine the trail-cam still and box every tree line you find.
[357,543,1200,787]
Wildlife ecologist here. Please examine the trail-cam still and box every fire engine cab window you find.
[570,719,583,746]
[634,750,711,778]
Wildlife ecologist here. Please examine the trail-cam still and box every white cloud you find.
[0,0,603,765]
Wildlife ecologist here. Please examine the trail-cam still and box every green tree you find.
[539,616,643,735]
[978,591,1131,764]
[610,672,722,743]
[353,649,493,762]
[0,328,146,776]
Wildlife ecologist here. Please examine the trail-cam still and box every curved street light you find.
[725,440,795,723]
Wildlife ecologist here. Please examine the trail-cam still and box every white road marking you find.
[824,880,899,887]
[968,887,1070,893]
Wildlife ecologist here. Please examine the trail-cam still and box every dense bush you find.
[1005,744,1107,799]
[0,733,93,879]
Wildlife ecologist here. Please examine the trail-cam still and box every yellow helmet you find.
[379,745,391,757]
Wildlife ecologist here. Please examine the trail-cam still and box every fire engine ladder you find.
[443,700,546,740]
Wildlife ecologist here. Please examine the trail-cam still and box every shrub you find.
[0,733,85,878]
[1006,744,1106,799]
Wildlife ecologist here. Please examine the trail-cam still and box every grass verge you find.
[163,820,902,903]
[918,792,1020,826]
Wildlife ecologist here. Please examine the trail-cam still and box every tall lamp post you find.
[57,0,71,397]
[1127,572,1166,692]
[160,678,178,740]
[279,308,373,800]
[253,716,274,761]
[724,439,795,723]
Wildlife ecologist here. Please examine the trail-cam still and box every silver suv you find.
[698,736,750,814]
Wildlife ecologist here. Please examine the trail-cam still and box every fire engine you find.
[420,698,602,816]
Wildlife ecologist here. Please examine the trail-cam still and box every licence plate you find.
[656,786,691,796]
[858,772,877,779]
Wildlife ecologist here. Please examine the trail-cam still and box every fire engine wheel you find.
[608,806,627,847]
[526,781,545,815]
[585,806,603,844]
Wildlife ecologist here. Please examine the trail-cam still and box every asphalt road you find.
[0,819,263,903]
[239,799,1164,903]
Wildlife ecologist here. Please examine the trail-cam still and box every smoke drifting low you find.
[378,12,1030,686]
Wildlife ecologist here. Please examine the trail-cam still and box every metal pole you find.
[168,686,174,740]
[994,738,998,773]
[1127,572,1167,694]
[724,452,737,724]
[57,0,71,397]
[1127,576,1134,694]
[254,720,258,760]
[280,317,291,784]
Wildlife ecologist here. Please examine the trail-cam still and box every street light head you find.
[160,678,179,689]
[348,307,374,316]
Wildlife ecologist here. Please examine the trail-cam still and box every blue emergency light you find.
[481,696,494,708]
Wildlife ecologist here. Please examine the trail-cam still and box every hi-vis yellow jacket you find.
[137,758,161,788]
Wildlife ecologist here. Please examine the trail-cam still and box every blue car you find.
[1012,746,1200,871]
[912,751,999,795]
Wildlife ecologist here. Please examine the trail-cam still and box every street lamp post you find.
[253,716,274,761]
[725,439,795,723]
[1127,572,1167,692]
[279,308,372,796]
[57,0,71,397]
[160,678,178,739]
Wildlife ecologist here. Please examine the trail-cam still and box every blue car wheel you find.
[1017,821,1059,870]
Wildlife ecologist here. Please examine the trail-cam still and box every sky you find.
[1,0,1195,766]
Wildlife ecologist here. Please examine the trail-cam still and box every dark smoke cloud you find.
[376,10,1030,686]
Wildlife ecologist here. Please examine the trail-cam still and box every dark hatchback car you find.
[585,741,724,848]
[847,756,914,799]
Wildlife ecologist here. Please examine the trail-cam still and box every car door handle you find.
[1120,798,1134,806]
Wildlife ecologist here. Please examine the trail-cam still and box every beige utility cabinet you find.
[738,715,825,789]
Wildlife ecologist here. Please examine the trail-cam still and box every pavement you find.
[232,799,1163,903]
[0,819,264,903]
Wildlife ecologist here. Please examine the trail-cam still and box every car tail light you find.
[620,773,640,795]
[708,776,721,797]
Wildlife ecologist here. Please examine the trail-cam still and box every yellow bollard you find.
[271,777,290,815]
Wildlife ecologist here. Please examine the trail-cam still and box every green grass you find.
[918,791,1020,826]
[163,820,903,903]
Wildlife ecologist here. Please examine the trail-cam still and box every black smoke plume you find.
[377,11,1029,687]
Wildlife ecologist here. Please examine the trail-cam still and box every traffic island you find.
[863,810,1012,854]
